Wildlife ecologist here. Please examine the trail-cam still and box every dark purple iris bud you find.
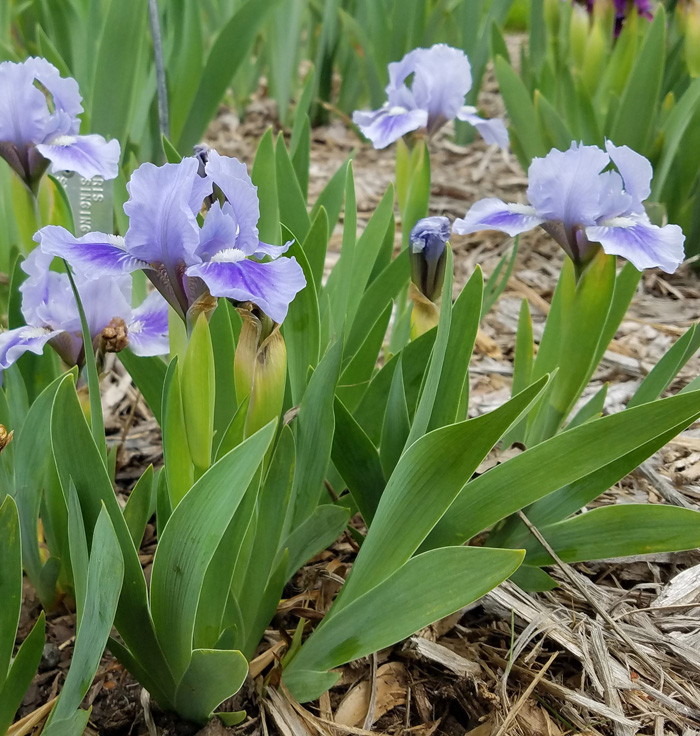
[454,140,684,274]
[409,216,450,302]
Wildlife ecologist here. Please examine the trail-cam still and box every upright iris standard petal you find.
[454,140,685,273]
[410,44,472,125]
[124,158,210,265]
[604,140,652,209]
[187,254,306,325]
[352,44,507,150]
[0,61,53,149]
[526,143,609,229]
[204,150,262,254]
[34,226,148,277]
[22,57,83,123]
[0,57,120,185]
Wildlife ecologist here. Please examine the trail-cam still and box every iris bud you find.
[582,19,607,93]
[234,305,287,438]
[409,216,449,302]
[570,3,591,71]
[684,1,700,77]
[409,216,449,339]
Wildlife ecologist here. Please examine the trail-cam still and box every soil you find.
[12,61,700,736]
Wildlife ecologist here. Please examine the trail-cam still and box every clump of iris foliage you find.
[1,0,700,731]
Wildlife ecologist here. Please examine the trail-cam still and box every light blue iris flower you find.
[454,141,685,273]
[0,249,169,372]
[35,151,307,325]
[0,57,120,189]
[352,44,508,150]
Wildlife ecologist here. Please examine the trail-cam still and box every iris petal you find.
[127,291,170,356]
[351,106,428,149]
[412,45,473,123]
[0,326,62,371]
[124,158,211,266]
[605,140,652,210]
[585,216,685,274]
[453,198,544,237]
[35,226,147,278]
[37,134,120,179]
[198,202,240,259]
[527,143,609,228]
[0,59,52,148]
[205,151,261,255]
[186,256,306,324]
[457,107,509,148]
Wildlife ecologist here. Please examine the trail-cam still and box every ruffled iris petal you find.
[37,134,120,179]
[124,158,211,265]
[0,59,52,148]
[0,326,62,370]
[186,256,307,324]
[205,150,261,255]
[126,291,170,356]
[412,44,473,123]
[23,57,83,125]
[253,240,293,259]
[604,140,652,211]
[453,197,544,237]
[585,216,685,274]
[527,142,610,229]
[35,225,147,277]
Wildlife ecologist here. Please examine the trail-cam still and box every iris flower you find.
[0,57,120,190]
[35,151,306,325]
[0,249,169,372]
[453,141,685,274]
[352,44,509,150]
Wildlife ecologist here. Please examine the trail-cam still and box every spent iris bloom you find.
[35,150,306,325]
[0,57,120,190]
[352,44,509,150]
[0,249,169,372]
[409,216,449,302]
[453,141,685,274]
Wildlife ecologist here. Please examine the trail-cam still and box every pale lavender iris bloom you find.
[0,57,120,190]
[352,44,509,150]
[453,141,685,274]
[35,151,306,324]
[0,249,169,372]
